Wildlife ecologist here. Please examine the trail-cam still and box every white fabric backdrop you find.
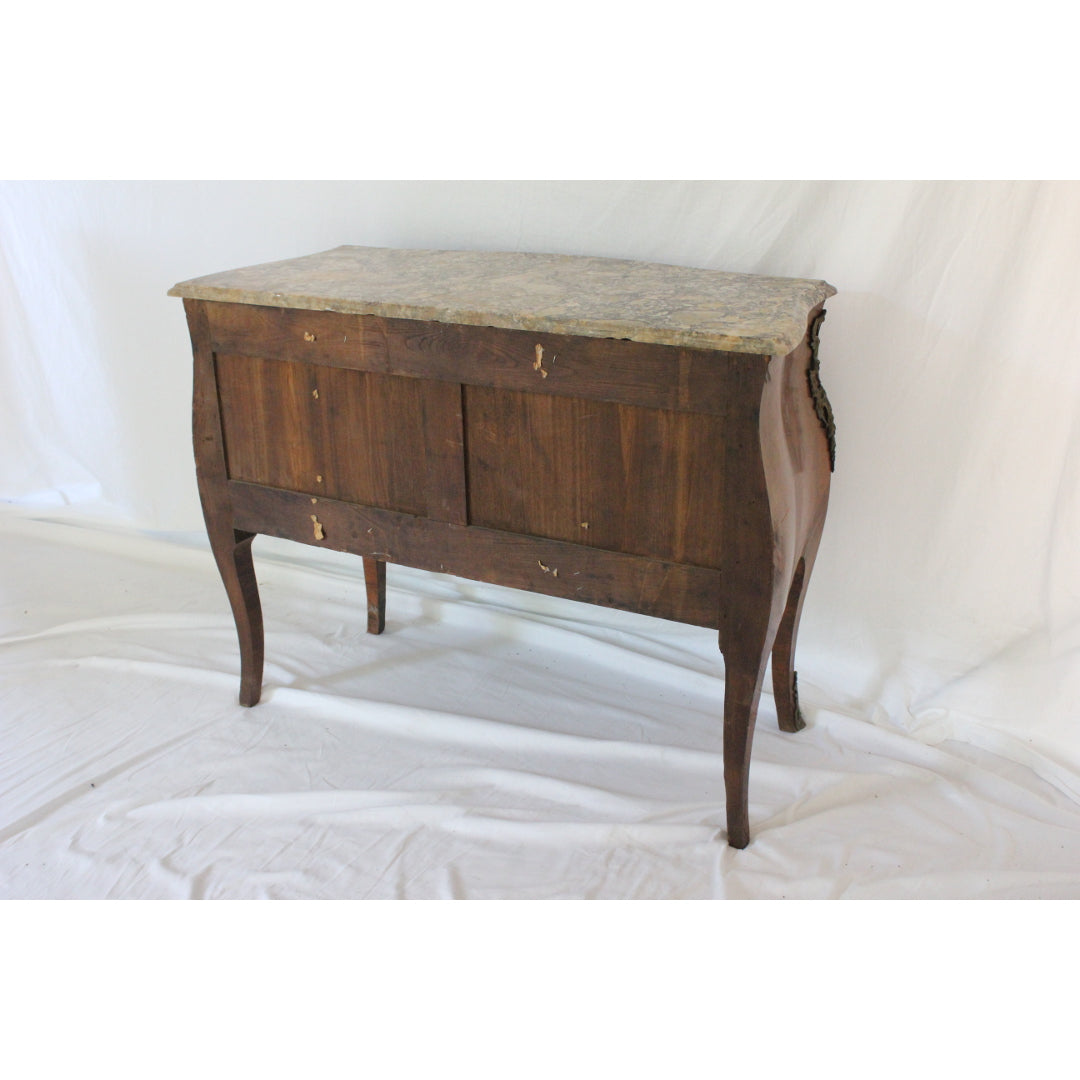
[3,180,1080,898]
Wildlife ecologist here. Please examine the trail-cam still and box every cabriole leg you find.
[720,582,778,849]
[722,630,773,850]
[364,556,386,635]
[206,526,264,707]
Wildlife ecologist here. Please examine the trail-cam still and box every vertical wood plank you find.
[421,381,467,525]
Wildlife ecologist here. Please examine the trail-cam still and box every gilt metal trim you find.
[807,309,836,471]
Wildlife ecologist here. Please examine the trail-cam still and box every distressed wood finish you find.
[180,272,834,849]
[229,482,727,628]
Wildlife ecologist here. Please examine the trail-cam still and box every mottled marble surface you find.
[169,246,836,355]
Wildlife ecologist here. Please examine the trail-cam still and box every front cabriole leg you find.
[718,359,795,848]
[721,604,778,849]
[186,298,266,707]
[771,307,833,734]
[206,526,264,706]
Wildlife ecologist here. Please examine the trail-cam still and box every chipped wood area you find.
[532,342,551,379]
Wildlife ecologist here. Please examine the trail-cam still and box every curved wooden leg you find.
[188,299,264,707]
[771,518,825,733]
[364,556,386,635]
[208,527,264,707]
[722,629,773,850]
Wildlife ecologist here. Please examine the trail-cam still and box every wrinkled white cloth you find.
[3,512,1079,899]
[4,180,1080,898]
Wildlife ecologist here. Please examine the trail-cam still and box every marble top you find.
[169,246,836,355]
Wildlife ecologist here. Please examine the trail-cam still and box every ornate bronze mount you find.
[807,309,836,471]
[791,669,806,731]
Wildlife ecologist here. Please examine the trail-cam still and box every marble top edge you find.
[169,245,837,355]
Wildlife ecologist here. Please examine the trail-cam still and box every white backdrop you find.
[3,180,1080,898]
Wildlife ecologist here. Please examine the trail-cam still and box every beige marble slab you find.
[169,246,836,355]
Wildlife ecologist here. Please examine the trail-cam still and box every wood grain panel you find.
[216,353,461,519]
[464,387,727,569]
[216,352,323,494]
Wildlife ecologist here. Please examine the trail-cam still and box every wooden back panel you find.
[464,386,727,568]
[215,352,466,523]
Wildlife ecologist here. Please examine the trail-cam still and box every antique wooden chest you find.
[171,246,837,846]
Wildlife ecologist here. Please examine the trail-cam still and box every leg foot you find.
[364,557,386,635]
[772,557,808,733]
